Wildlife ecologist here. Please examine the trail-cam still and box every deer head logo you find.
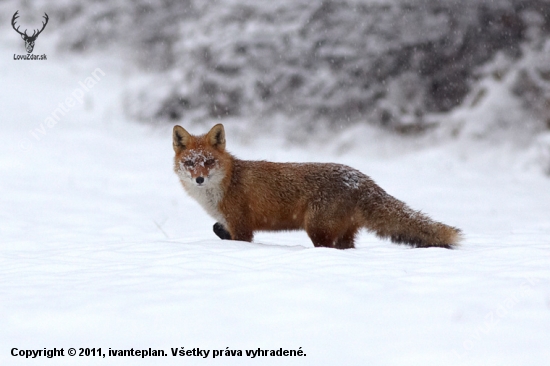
[11,10,49,54]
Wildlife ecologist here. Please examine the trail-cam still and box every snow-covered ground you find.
[1,37,549,365]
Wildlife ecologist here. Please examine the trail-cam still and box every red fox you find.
[173,124,462,249]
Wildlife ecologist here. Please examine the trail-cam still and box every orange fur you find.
[173,124,462,249]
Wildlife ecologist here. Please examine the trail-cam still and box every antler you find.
[11,10,26,37]
[31,13,49,39]
[11,11,49,39]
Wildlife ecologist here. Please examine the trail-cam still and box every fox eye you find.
[205,159,215,167]
[184,160,195,167]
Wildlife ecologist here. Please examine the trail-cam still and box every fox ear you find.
[206,124,226,151]
[173,125,191,153]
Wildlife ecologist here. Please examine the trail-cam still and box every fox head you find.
[173,124,228,189]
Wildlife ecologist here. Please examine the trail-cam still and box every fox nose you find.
[196,176,204,184]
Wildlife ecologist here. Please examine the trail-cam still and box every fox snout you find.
[177,158,215,186]
[186,170,209,187]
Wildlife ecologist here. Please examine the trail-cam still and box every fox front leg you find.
[213,222,232,240]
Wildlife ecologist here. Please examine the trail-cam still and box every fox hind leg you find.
[306,227,337,248]
[335,226,358,249]
[305,219,339,248]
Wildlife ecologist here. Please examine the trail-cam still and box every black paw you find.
[213,222,232,240]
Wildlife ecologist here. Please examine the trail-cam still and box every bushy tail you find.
[360,193,462,249]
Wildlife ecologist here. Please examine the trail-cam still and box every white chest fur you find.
[187,184,226,225]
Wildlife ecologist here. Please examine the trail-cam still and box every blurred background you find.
[2,0,550,174]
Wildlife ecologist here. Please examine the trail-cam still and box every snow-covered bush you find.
[7,0,550,142]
